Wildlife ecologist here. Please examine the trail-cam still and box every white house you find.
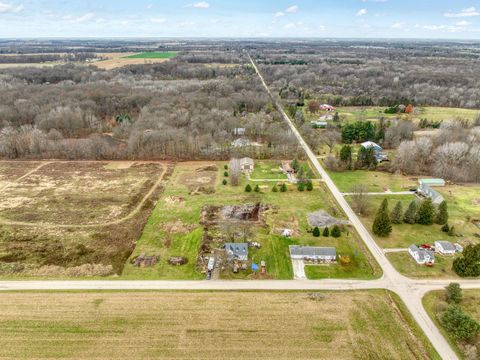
[289,246,336,262]
[408,245,435,265]
[434,241,456,255]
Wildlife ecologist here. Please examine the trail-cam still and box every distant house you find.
[233,128,246,136]
[239,157,254,174]
[418,179,445,205]
[408,245,435,265]
[310,120,328,129]
[434,241,456,255]
[289,246,337,262]
[231,138,262,148]
[319,104,336,112]
[361,141,388,162]
[225,243,248,261]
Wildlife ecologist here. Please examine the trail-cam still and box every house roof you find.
[361,141,383,151]
[289,246,336,257]
[409,244,435,261]
[419,179,446,187]
[225,243,248,257]
[435,241,456,251]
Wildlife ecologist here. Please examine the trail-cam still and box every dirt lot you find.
[0,161,173,277]
[92,52,171,70]
[0,291,438,360]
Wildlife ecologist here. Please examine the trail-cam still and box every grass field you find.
[423,289,480,359]
[125,51,178,59]
[386,252,457,279]
[329,169,417,193]
[122,161,379,280]
[0,291,439,360]
[250,161,287,180]
[0,161,171,278]
[93,52,175,69]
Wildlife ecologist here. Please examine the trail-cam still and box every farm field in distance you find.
[0,161,172,278]
[93,52,177,69]
[0,291,439,360]
[124,51,178,59]
[122,161,380,280]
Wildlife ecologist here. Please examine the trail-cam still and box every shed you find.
[434,241,456,255]
[225,243,248,261]
[289,246,336,262]
[419,179,446,187]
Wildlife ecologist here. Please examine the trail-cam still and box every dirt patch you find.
[472,198,480,206]
[178,167,217,194]
[168,257,188,266]
[165,196,185,205]
[307,210,350,228]
[163,220,196,234]
[131,254,159,267]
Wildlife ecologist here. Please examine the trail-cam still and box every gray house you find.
[289,246,336,262]
[418,179,445,205]
[225,243,248,261]
[408,245,435,265]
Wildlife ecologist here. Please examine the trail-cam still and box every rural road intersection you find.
[0,57,478,360]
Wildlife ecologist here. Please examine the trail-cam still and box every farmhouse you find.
[289,245,337,262]
[361,141,388,162]
[225,243,248,261]
[408,245,435,265]
[418,179,445,205]
[434,241,456,255]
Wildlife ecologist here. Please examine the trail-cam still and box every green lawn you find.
[423,289,480,359]
[124,52,178,59]
[250,161,287,180]
[122,162,380,280]
[386,252,458,279]
[328,170,417,193]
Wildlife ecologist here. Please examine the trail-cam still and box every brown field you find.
[0,161,174,277]
[0,291,438,360]
[0,161,42,189]
[92,52,171,70]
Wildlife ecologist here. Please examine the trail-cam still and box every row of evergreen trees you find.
[372,198,449,237]
[312,225,342,238]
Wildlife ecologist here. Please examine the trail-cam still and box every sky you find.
[1,0,480,39]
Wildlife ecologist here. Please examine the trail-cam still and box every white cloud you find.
[0,1,24,13]
[193,1,210,9]
[285,5,298,13]
[423,23,469,33]
[284,21,303,29]
[274,11,285,18]
[444,7,479,18]
[66,12,95,23]
[150,17,166,24]
[391,22,404,29]
[455,20,471,27]
[356,8,368,16]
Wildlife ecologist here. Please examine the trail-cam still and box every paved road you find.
[247,54,480,360]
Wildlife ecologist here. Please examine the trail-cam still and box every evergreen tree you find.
[254,185,260,193]
[245,184,252,193]
[448,226,455,237]
[445,283,462,304]
[224,164,228,170]
[323,227,329,237]
[416,198,434,225]
[272,184,278,192]
[339,145,353,168]
[403,201,417,224]
[441,304,480,342]
[435,201,449,225]
[306,181,313,191]
[331,225,341,238]
[312,227,320,237]
[291,159,300,172]
[224,171,229,177]
[441,223,450,233]
[372,199,392,237]
[453,244,480,277]
[297,182,305,192]
[222,179,227,186]
[390,201,403,224]
[280,183,287,192]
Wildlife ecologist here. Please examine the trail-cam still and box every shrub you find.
[224,164,228,170]
[224,171,229,177]
[448,226,455,237]
[313,227,320,237]
[331,225,341,238]
[306,181,313,191]
[222,179,227,185]
[254,185,261,193]
[298,182,305,192]
[445,283,462,304]
[245,184,252,192]
[272,185,278,192]
[280,183,287,192]
[441,223,450,233]
[441,304,480,342]
[323,227,329,237]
